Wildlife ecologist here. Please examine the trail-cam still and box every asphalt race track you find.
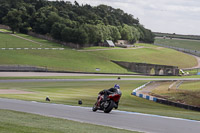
[0,98,200,133]
[1,77,200,83]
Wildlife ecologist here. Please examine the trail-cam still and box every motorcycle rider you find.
[99,84,122,109]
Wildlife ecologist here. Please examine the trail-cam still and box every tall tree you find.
[74,28,88,46]
[0,0,155,46]
[51,22,66,40]
[108,25,121,42]
[121,24,140,43]
[61,27,74,43]
[3,9,22,34]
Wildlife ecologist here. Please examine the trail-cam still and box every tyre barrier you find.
[132,92,157,102]
[156,98,200,112]
[132,81,157,102]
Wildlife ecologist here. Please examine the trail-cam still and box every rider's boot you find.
[114,102,118,109]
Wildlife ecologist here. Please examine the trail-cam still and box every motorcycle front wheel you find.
[92,102,98,112]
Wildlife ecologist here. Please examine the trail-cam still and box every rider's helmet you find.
[114,84,120,89]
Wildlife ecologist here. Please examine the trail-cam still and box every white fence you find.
[0,48,65,50]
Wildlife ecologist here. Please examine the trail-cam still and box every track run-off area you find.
[1,72,200,132]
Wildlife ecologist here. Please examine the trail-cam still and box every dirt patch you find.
[0,89,34,94]
[137,81,162,95]
[156,47,164,50]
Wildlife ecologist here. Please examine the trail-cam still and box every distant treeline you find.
[154,32,200,40]
[0,0,155,46]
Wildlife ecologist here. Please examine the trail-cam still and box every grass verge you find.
[0,109,136,133]
[0,80,200,120]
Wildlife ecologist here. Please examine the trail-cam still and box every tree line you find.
[0,0,155,46]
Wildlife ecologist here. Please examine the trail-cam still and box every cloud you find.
[50,0,200,35]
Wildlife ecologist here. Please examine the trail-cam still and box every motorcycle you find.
[92,93,121,113]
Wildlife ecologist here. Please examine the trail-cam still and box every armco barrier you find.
[0,65,47,72]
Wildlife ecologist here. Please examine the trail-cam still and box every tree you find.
[108,25,121,42]
[83,24,99,44]
[130,26,140,43]
[0,0,155,46]
[121,24,140,43]
[3,9,22,34]
[137,25,155,43]
[51,22,66,40]
[61,27,74,43]
[121,25,131,41]
[74,28,88,46]
[32,6,58,34]
[74,1,79,7]
[0,1,10,23]
[61,26,88,46]
[46,12,61,33]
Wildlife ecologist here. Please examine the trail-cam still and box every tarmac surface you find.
[1,77,200,83]
[0,98,200,133]
[0,72,139,77]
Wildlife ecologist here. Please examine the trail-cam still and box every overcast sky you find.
[53,0,200,35]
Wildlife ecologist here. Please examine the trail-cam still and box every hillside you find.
[0,31,197,73]
[0,0,154,47]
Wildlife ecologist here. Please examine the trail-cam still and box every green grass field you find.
[0,31,198,73]
[179,81,200,91]
[0,80,200,120]
[87,43,197,68]
[0,48,130,73]
[16,33,63,48]
[0,109,136,133]
[154,32,200,40]
[155,38,200,51]
[0,32,61,48]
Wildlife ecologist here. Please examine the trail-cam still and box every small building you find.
[100,40,115,47]
[115,40,135,48]
[116,40,130,45]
